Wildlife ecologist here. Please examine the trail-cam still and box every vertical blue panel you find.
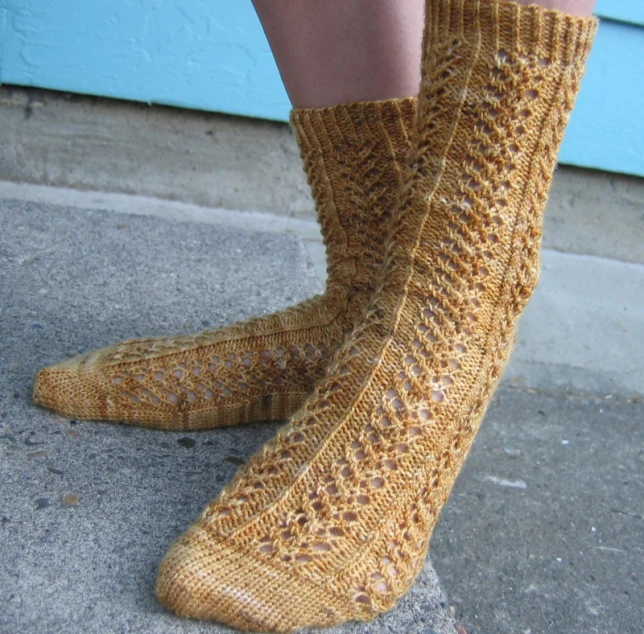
[0,7,6,82]
[596,0,644,26]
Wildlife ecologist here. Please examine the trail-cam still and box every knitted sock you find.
[32,98,416,430]
[156,1,596,630]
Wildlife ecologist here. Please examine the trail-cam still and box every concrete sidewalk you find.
[0,199,456,634]
[1,194,642,634]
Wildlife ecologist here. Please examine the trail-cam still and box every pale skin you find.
[252,0,596,109]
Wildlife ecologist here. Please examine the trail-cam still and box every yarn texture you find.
[32,99,417,430]
[156,0,596,630]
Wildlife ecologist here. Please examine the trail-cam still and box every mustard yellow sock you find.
[156,1,596,630]
[32,98,417,430]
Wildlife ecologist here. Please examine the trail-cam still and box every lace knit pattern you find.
[156,1,597,630]
[32,99,417,430]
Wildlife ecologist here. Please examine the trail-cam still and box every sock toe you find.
[33,354,105,419]
[156,524,358,632]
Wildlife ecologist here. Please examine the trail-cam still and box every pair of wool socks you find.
[35,0,596,631]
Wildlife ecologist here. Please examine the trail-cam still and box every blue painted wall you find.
[0,0,642,177]
[558,18,644,176]
[0,1,289,120]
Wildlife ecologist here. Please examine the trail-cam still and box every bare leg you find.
[251,0,425,108]
[514,0,595,16]
[252,0,592,110]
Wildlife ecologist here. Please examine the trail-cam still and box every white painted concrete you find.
[3,87,643,265]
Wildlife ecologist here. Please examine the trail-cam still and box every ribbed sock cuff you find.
[424,0,597,66]
[291,98,417,159]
